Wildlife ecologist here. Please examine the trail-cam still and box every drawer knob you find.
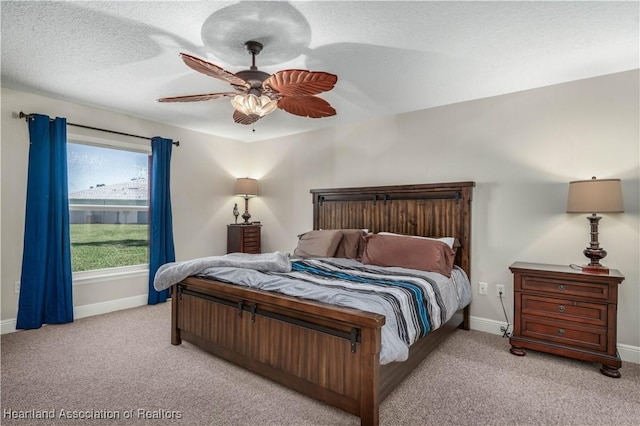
[558,285,565,291]
[558,329,565,336]
[558,305,565,312]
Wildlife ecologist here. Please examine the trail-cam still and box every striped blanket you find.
[198,257,471,364]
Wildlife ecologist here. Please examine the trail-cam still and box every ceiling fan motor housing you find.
[235,69,271,89]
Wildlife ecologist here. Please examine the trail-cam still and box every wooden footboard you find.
[172,276,469,425]
[172,276,386,425]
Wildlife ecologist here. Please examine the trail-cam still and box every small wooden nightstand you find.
[509,261,625,378]
[227,224,261,254]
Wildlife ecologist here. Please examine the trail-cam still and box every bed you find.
[169,182,474,426]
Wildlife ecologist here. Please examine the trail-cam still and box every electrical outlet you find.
[14,281,20,294]
[496,284,505,298]
[479,282,488,295]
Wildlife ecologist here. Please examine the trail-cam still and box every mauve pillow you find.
[362,233,456,277]
[293,230,343,258]
[334,229,366,259]
[377,232,457,249]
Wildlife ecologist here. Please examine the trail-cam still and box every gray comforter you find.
[153,251,291,291]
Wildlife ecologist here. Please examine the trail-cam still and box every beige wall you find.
[2,70,638,351]
[250,70,640,348]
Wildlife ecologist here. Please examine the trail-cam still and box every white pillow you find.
[377,232,455,248]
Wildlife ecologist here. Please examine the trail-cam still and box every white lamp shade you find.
[567,178,624,213]
[231,94,278,118]
[235,178,258,196]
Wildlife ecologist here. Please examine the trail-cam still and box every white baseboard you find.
[617,343,640,365]
[74,294,149,320]
[1,319,17,335]
[470,315,511,336]
[470,315,640,365]
[1,294,148,335]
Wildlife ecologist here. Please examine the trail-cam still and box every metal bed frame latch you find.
[250,303,257,322]
[350,328,359,353]
[237,301,244,318]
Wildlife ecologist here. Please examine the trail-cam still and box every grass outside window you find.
[70,224,148,272]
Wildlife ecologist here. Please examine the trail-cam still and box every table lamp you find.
[235,178,258,225]
[566,177,624,274]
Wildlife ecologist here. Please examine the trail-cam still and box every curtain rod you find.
[18,112,180,146]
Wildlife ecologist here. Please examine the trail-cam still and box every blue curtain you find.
[17,114,73,329]
[148,137,176,304]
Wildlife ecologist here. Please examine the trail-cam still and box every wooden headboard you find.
[310,182,475,276]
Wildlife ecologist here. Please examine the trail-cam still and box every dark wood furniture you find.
[509,262,625,378]
[227,224,261,254]
[171,182,474,425]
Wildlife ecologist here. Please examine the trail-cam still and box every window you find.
[67,141,150,273]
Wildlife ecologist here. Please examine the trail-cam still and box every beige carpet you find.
[2,302,639,425]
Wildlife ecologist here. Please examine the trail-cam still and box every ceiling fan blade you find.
[233,110,261,125]
[157,92,238,103]
[179,53,250,90]
[277,96,336,118]
[264,70,337,97]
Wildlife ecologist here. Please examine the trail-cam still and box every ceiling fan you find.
[157,41,338,125]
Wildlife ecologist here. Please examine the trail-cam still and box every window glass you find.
[67,142,149,272]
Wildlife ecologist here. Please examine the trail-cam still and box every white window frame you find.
[67,132,151,283]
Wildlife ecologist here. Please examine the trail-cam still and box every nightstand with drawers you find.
[509,262,625,378]
[227,224,261,254]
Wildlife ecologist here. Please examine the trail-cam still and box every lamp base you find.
[580,264,610,275]
[580,214,610,275]
[242,196,252,225]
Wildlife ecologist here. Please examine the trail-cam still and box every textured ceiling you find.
[2,1,638,142]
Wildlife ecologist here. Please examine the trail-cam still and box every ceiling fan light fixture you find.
[231,93,278,118]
